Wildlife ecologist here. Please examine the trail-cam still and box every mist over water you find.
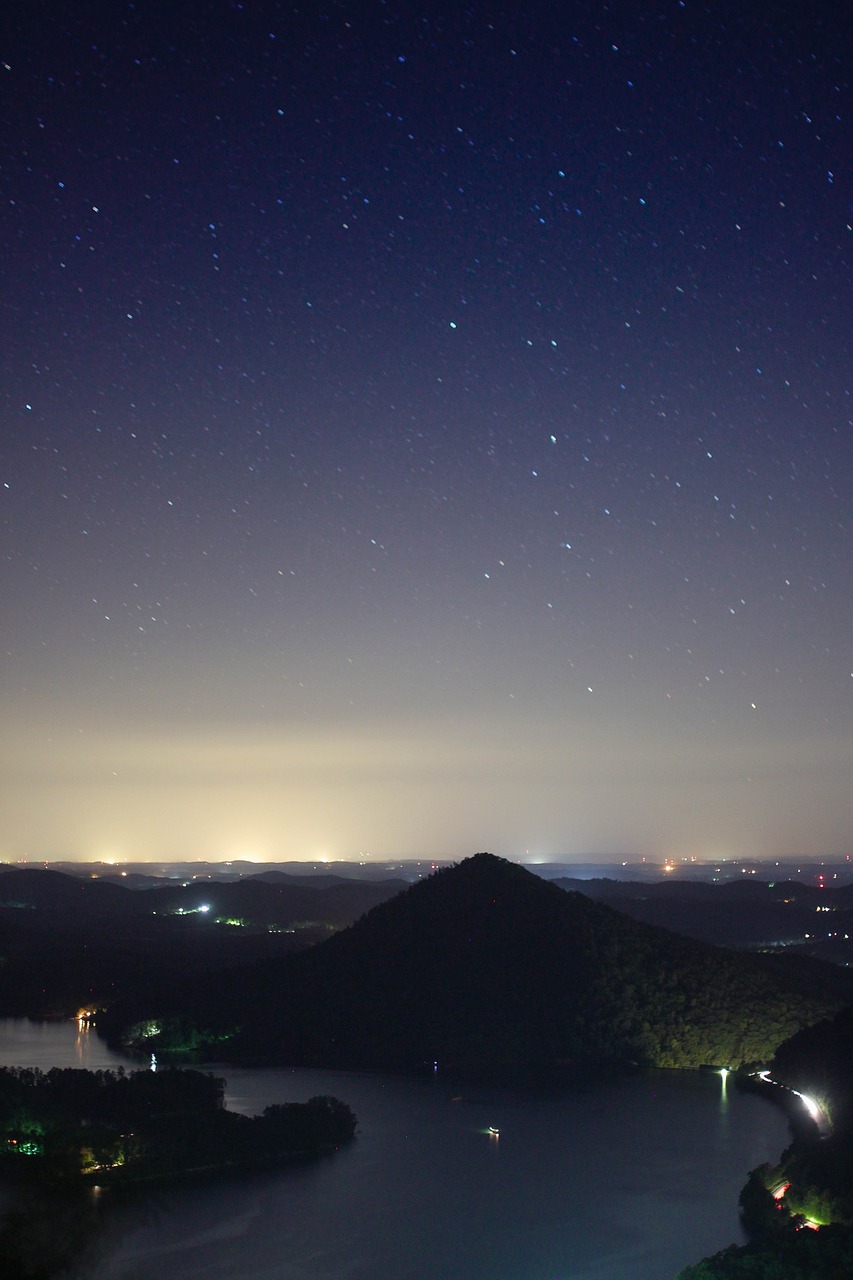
[0,1022,790,1280]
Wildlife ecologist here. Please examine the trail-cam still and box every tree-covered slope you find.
[155,854,852,1077]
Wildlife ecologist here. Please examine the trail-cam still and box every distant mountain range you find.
[103,853,853,1081]
[0,866,407,1018]
[0,866,408,924]
[554,876,853,962]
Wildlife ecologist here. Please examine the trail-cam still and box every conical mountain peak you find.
[217,853,847,1079]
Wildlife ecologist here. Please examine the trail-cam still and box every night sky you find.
[2,1,851,863]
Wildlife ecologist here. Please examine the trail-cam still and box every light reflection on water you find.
[0,1021,790,1280]
[0,1017,132,1072]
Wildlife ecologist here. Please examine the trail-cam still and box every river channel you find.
[0,1018,791,1280]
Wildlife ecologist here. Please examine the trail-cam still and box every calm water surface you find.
[0,1019,790,1280]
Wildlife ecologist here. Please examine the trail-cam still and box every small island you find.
[0,1064,356,1278]
[0,1064,356,1184]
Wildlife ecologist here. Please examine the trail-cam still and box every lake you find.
[0,1018,791,1280]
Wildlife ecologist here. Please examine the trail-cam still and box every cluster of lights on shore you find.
[719,1068,827,1232]
[752,1070,825,1125]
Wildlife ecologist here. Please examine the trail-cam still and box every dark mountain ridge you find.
[0,866,406,925]
[555,875,853,957]
[0,867,406,1018]
[121,854,853,1080]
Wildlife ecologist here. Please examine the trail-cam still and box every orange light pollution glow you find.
[2,707,852,862]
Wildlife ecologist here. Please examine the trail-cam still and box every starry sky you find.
[2,0,851,864]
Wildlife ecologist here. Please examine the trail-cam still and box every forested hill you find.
[554,874,853,961]
[0,867,407,1017]
[107,854,853,1079]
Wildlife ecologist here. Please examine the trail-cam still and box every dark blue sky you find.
[2,0,851,862]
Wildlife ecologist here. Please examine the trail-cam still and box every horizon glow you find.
[2,4,851,863]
